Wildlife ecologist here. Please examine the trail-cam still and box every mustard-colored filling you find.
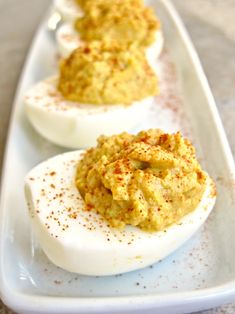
[76,0,144,11]
[58,42,158,105]
[75,1,160,48]
[76,129,208,232]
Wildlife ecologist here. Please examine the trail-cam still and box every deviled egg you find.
[25,42,158,148]
[25,129,216,276]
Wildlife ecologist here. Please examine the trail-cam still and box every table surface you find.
[0,0,235,313]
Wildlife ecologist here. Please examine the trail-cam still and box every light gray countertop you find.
[0,0,234,313]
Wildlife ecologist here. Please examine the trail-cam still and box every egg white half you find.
[25,150,216,276]
[56,23,84,58]
[56,23,164,62]
[25,77,154,148]
[146,29,164,73]
[54,0,83,23]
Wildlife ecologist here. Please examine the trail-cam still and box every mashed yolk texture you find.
[76,129,207,232]
[75,1,160,48]
[58,42,158,105]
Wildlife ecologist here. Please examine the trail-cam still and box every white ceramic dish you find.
[1,0,235,313]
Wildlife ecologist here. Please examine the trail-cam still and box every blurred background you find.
[0,0,234,313]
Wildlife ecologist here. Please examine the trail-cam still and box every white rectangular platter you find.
[1,0,235,313]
